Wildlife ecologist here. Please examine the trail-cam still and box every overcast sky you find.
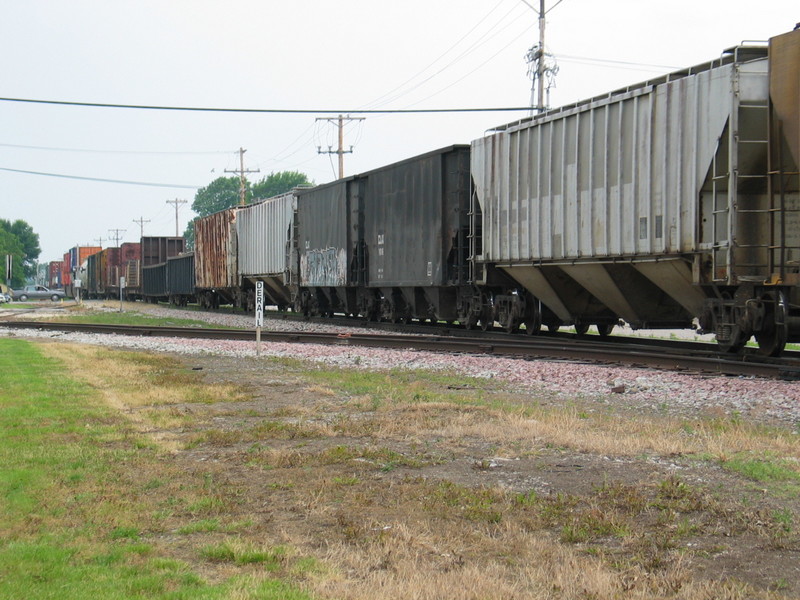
[0,0,796,263]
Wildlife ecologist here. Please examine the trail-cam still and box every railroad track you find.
[4,320,800,381]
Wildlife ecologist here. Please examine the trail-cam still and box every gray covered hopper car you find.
[236,192,296,311]
[471,28,800,355]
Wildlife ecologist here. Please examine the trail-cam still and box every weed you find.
[201,540,287,567]
[723,455,800,484]
[108,527,139,541]
[332,476,361,486]
[177,518,220,534]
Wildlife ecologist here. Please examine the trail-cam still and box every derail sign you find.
[255,281,264,328]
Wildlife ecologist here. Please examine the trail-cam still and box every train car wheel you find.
[523,317,541,336]
[755,291,788,357]
[574,323,590,336]
[597,323,614,337]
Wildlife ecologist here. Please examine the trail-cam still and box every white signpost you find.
[119,276,126,313]
[255,281,264,355]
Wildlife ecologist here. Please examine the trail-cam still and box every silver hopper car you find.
[471,28,800,355]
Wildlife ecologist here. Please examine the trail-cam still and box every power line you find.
[359,0,514,109]
[0,142,234,155]
[557,53,679,70]
[0,97,532,114]
[0,166,200,189]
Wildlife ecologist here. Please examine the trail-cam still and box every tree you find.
[0,227,25,287]
[183,171,312,249]
[252,171,311,200]
[0,219,40,282]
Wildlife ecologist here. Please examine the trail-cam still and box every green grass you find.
[722,454,800,495]
[0,338,314,599]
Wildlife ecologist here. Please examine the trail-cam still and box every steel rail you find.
[4,320,799,380]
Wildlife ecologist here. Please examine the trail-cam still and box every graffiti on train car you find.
[300,247,348,287]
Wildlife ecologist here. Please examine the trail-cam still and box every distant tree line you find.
[0,219,40,287]
[183,171,312,249]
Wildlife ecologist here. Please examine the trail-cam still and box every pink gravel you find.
[3,301,799,426]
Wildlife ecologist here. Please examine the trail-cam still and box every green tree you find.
[183,171,312,249]
[0,227,25,287]
[0,219,40,282]
[252,171,311,200]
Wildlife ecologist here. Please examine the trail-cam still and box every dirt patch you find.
[49,346,800,598]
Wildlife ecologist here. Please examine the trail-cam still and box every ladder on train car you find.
[710,103,800,283]
[767,118,800,280]
[709,120,734,283]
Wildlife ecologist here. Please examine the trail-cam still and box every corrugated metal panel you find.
[194,210,238,289]
[364,146,470,287]
[237,192,295,276]
[79,246,101,264]
[296,180,355,287]
[472,60,766,263]
[120,242,141,263]
[103,248,121,289]
[142,263,167,297]
[86,253,99,293]
[167,253,195,295]
[141,237,184,267]
[62,253,72,285]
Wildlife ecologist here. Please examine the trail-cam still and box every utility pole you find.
[94,236,106,249]
[537,0,545,111]
[224,147,260,206]
[166,198,187,237]
[522,0,560,113]
[132,217,151,239]
[108,229,126,247]
[317,114,365,179]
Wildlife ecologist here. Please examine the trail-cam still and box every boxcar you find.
[194,209,239,309]
[64,246,101,298]
[48,261,62,289]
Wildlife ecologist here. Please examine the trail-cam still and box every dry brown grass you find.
[35,342,799,599]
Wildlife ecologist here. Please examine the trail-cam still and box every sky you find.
[0,0,797,264]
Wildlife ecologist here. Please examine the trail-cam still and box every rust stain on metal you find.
[770,28,800,168]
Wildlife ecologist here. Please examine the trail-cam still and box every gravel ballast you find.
[3,302,800,427]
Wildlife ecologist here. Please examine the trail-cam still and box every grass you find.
[0,338,315,599]
[7,336,800,598]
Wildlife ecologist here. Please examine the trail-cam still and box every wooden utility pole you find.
[166,198,187,237]
[316,114,365,179]
[94,236,106,248]
[108,229,126,247]
[224,147,260,206]
[132,217,151,239]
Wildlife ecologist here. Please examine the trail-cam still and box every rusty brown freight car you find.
[194,209,240,309]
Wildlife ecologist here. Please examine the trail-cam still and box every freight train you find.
[63,28,800,356]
